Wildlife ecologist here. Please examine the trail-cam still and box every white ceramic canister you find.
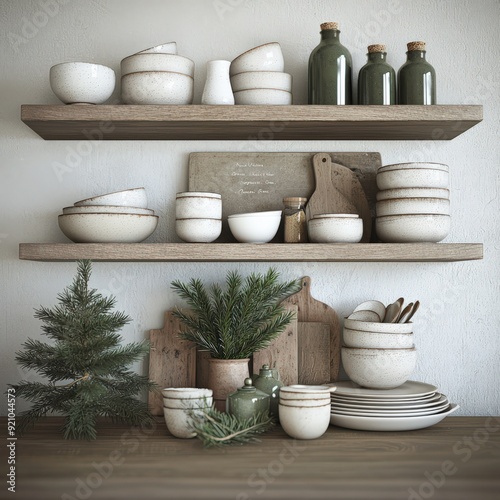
[175,192,222,219]
[201,60,235,105]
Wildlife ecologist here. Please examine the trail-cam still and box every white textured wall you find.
[1,0,499,416]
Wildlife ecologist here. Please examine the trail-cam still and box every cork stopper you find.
[321,22,339,31]
[407,41,426,52]
[368,44,386,53]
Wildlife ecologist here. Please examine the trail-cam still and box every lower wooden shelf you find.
[19,242,483,262]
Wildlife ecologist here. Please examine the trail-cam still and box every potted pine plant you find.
[171,268,299,410]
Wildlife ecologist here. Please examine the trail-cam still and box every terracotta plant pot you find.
[207,358,250,411]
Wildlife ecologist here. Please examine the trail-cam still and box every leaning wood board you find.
[297,322,331,385]
[188,152,380,242]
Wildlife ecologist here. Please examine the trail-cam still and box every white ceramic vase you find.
[201,60,234,105]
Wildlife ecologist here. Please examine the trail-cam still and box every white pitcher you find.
[201,60,234,105]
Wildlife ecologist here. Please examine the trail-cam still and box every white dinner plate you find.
[331,401,450,417]
[328,380,438,399]
[329,404,459,431]
[330,394,447,410]
[331,392,441,405]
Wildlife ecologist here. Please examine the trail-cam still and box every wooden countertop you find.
[2,416,499,500]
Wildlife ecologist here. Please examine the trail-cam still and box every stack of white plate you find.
[328,380,459,431]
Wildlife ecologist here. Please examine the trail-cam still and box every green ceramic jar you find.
[398,41,436,105]
[308,22,352,105]
[358,44,396,105]
[226,377,270,420]
[253,364,283,418]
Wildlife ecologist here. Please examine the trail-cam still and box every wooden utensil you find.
[148,310,197,415]
[281,276,341,382]
[298,322,331,384]
[397,302,414,323]
[404,300,420,323]
[383,298,404,323]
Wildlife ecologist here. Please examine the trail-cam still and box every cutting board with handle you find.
[148,310,197,416]
[298,322,331,385]
[280,276,341,382]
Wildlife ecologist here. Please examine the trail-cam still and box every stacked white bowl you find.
[230,42,292,105]
[58,187,158,243]
[308,213,363,243]
[175,192,222,243]
[120,42,194,104]
[375,162,450,243]
[227,210,282,243]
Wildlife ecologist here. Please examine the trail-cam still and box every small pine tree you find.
[12,260,155,440]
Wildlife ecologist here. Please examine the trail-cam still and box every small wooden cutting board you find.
[298,322,331,385]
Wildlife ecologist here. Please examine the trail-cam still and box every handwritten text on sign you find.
[231,162,276,195]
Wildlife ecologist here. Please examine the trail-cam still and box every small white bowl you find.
[175,218,222,243]
[58,213,158,243]
[343,328,414,349]
[62,205,153,215]
[376,197,450,217]
[121,53,194,76]
[227,212,281,243]
[74,187,147,208]
[341,346,418,389]
[163,406,207,439]
[175,192,222,220]
[308,216,363,243]
[378,162,449,173]
[230,71,292,92]
[230,42,284,76]
[313,214,359,219]
[121,72,194,105]
[376,188,450,201]
[50,62,115,105]
[344,318,413,334]
[279,385,335,399]
[377,168,449,190]
[163,397,214,409]
[135,42,177,54]
[347,310,381,322]
[278,398,331,407]
[228,210,282,218]
[234,88,292,105]
[161,388,213,399]
[376,214,451,243]
[279,403,331,440]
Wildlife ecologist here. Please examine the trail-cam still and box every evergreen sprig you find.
[171,268,300,359]
[12,260,156,440]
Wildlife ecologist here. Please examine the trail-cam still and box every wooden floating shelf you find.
[21,105,483,141]
[19,243,483,263]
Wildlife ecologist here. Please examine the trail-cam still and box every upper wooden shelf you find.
[21,105,483,141]
[19,243,483,262]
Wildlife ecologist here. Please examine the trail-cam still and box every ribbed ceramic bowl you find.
[343,327,414,349]
[344,318,413,334]
[163,397,214,409]
[74,187,147,208]
[63,205,153,215]
[134,42,177,55]
[378,162,449,173]
[377,168,449,190]
[175,192,222,220]
[230,42,284,76]
[376,187,450,201]
[376,214,451,243]
[58,213,158,243]
[233,88,292,105]
[278,398,331,407]
[376,197,450,217]
[163,407,207,439]
[279,385,335,400]
[230,71,292,92]
[175,218,222,243]
[161,388,213,399]
[228,212,281,243]
[308,216,363,243]
[279,403,331,440]
[121,53,194,76]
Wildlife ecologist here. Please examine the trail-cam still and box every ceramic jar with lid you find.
[253,364,283,418]
[226,377,270,420]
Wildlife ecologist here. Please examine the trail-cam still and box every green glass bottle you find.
[253,364,283,418]
[308,22,352,105]
[398,41,436,104]
[358,44,396,105]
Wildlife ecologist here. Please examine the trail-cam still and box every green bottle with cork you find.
[358,44,396,105]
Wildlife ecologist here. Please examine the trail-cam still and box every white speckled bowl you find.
[74,187,147,208]
[230,42,284,76]
[376,214,451,243]
[121,53,194,76]
[308,216,363,243]
[343,328,414,349]
[378,162,449,173]
[341,346,417,389]
[230,71,292,92]
[278,397,331,407]
[50,62,115,104]
[279,403,331,440]
[135,42,177,54]
[175,192,222,220]
[58,213,158,243]
[376,197,450,217]
[377,168,449,190]
[63,205,153,215]
[227,212,281,243]
[228,210,282,218]
[161,388,213,399]
[344,318,413,334]
[233,88,292,105]
[163,406,208,439]
[163,397,214,409]
[175,218,222,243]
[121,72,194,105]
[376,188,450,201]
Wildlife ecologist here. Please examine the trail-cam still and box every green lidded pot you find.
[358,44,396,105]
[398,41,436,105]
[308,21,352,105]
[226,377,270,420]
[253,364,283,418]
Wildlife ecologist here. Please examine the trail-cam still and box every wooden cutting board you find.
[280,276,341,382]
[298,322,331,385]
[148,310,197,416]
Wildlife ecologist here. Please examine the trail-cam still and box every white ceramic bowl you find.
[230,71,292,92]
[344,318,413,334]
[347,310,381,322]
[376,214,451,243]
[278,398,331,407]
[279,403,331,440]
[343,328,414,349]
[135,42,177,54]
[50,62,115,105]
[227,212,281,243]
[308,216,363,243]
[62,205,153,215]
[313,214,359,219]
[376,188,450,201]
[121,53,194,76]
[161,388,213,399]
[121,72,194,105]
[163,406,208,439]
[279,385,335,400]
[163,397,214,409]
[341,346,418,389]
[228,210,282,218]
[58,213,158,243]
[175,192,222,220]
[233,88,292,105]
[376,197,450,217]
[377,168,449,190]
[230,42,284,76]
[378,162,449,173]
[175,218,222,243]
[74,187,147,208]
